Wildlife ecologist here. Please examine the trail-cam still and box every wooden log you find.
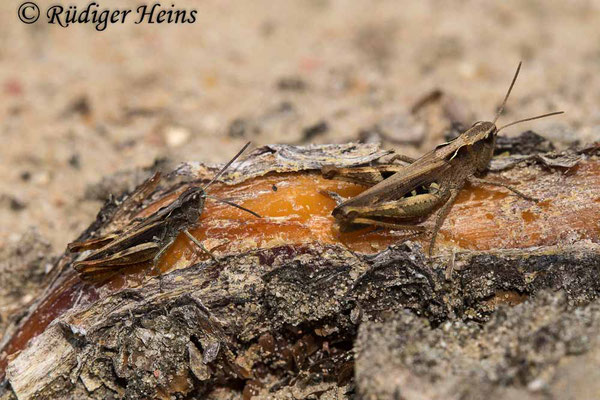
[1,141,599,399]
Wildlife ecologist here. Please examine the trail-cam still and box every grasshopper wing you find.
[338,149,451,207]
[74,220,163,262]
[109,171,162,227]
[74,242,160,280]
[68,172,162,254]
[68,234,120,253]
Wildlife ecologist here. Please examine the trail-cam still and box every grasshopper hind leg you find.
[142,236,177,291]
[428,188,459,256]
[338,191,446,221]
[152,238,174,268]
[348,217,427,232]
[146,231,217,291]
[151,230,217,269]
[336,190,446,246]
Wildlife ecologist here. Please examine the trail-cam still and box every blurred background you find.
[1,0,598,252]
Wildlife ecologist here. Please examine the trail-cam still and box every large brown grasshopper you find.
[69,142,260,281]
[322,62,563,256]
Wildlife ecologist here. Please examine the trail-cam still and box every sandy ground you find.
[1,0,599,253]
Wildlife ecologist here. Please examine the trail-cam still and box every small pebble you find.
[164,126,190,147]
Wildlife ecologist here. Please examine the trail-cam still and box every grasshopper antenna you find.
[492,61,522,124]
[201,142,261,218]
[497,111,564,132]
[205,195,261,218]
[203,142,251,192]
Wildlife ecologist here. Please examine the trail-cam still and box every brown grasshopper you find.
[322,62,564,256]
[69,142,260,281]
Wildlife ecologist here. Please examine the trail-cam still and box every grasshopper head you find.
[180,186,207,210]
[464,121,498,145]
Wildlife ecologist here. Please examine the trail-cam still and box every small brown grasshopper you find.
[323,62,563,256]
[69,142,260,281]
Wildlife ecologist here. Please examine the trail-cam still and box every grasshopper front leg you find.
[468,177,539,202]
[183,230,217,261]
